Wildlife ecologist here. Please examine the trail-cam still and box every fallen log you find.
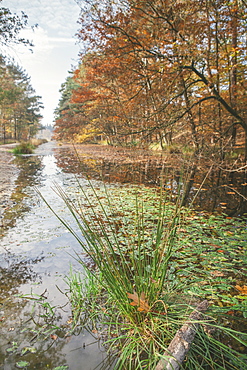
[155,300,209,370]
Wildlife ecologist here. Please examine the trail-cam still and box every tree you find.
[53,72,87,141]
[0,57,43,142]
[0,0,33,49]
[55,0,247,159]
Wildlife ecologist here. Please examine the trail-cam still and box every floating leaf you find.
[21,347,37,355]
[6,342,18,353]
[127,291,150,313]
[6,347,17,353]
[15,361,30,368]
[50,334,58,340]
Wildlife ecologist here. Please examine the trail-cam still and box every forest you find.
[0,3,43,143]
[54,0,247,162]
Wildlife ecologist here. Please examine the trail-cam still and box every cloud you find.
[2,0,81,125]
[4,0,81,37]
[15,27,53,65]
[48,37,77,44]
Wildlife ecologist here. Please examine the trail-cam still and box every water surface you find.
[0,142,112,370]
[1,141,246,369]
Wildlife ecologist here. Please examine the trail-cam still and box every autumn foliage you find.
[54,0,247,158]
[0,57,43,142]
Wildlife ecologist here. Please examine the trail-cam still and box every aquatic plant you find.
[12,139,47,155]
[12,142,34,155]
[40,181,247,369]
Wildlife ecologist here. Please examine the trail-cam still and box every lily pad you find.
[15,361,30,368]
[6,342,18,353]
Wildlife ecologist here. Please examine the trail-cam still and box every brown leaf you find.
[210,270,224,277]
[209,243,222,248]
[127,291,150,313]
[235,285,247,295]
[50,334,58,340]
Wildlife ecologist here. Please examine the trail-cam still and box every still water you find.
[0,142,113,370]
[1,141,247,370]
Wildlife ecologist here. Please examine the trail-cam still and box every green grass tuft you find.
[12,142,34,155]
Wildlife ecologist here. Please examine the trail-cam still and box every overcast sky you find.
[3,0,82,126]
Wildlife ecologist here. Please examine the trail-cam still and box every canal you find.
[1,140,247,369]
[0,141,113,370]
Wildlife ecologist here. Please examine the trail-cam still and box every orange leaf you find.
[235,285,247,295]
[50,334,58,340]
[209,244,222,248]
[127,291,150,313]
[210,270,224,277]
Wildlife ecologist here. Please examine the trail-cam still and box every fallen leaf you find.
[209,244,223,248]
[235,285,247,295]
[50,334,58,340]
[127,291,150,313]
[210,270,224,277]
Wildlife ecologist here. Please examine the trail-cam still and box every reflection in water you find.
[0,142,114,370]
[54,145,247,216]
[54,147,166,187]
[0,254,43,299]
[0,155,44,234]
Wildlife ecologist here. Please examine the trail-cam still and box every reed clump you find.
[41,182,247,370]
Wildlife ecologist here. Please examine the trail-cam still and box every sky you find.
[3,0,82,126]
